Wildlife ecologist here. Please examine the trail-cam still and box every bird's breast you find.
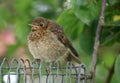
[28,32,68,62]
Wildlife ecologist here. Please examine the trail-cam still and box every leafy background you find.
[0,0,120,83]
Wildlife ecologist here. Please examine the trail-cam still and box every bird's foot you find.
[45,61,55,75]
[45,66,50,74]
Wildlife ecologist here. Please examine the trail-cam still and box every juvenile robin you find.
[27,17,81,65]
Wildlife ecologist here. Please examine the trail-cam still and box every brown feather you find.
[48,20,79,57]
[28,17,81,64]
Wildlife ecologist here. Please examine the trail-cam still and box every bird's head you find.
[29,17,49,31]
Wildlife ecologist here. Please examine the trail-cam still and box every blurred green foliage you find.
[0,0,120,83]
[115,55,120,83]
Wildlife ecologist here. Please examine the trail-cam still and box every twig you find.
[105,53,119,83]
[105,60,115,83]
[90,0,106,83]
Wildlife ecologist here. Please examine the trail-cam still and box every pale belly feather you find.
[28,33,68,62]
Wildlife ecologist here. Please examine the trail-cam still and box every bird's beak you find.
[28,24,39,28]
[28,24,39,31]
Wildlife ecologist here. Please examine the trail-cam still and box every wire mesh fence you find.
[0,58,91,83]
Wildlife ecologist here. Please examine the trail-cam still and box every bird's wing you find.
[48,21,79,57]
[48,21,81,63]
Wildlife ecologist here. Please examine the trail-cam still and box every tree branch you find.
[105,52,119,83]
[90,0,106,83]
[105,60,115,83]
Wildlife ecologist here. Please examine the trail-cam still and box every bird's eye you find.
[39,23,44,27]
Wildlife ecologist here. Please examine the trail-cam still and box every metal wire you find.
[0,58,91,83]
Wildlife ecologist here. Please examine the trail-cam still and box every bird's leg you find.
[45,67,50,74]
[45,61,54,74]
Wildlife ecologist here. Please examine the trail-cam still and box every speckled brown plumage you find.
[28,17,81,64]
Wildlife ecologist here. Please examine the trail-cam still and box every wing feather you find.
[48,20,79,57]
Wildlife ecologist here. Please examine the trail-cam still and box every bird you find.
[27,17,81,65]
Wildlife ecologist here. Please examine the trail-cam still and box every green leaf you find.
[108,0,119,5]
[72,0,101,25]
[101,27,120,46]
[79,21,97,55]
[79,29,94,55]
[102,52,115,67]
[115,55,120,82]
[57,10,84,40]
